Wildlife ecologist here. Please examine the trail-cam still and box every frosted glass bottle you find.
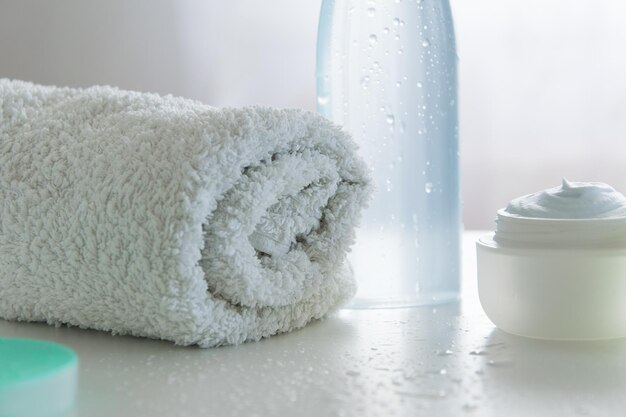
[317,0,460,307]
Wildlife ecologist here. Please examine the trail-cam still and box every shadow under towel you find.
[0,79,372,347]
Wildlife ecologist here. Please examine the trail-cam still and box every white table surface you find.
[2,231,625,417]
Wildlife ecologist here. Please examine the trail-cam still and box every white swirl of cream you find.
[494,180,626,247]
[504,179,626,219]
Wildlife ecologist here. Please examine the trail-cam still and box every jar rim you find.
[497,208,626,223]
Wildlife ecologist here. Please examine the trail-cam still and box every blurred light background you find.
[2,0,625,229]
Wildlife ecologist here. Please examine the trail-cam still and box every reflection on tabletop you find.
[0,232,624,417]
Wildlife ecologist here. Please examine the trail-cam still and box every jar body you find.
[317,0,461,307]
[477,234,626,340]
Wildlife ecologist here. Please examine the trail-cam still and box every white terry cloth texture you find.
[0,79,372,347]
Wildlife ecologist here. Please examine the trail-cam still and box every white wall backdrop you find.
[454,0,626,228]
[2,0,625,228]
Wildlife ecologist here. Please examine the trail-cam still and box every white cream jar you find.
[477,180,626,340]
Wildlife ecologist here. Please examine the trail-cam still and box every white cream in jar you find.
[477,180,626,340]
[504,179,626,219]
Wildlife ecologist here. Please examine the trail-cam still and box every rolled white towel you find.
[0,79,372,347]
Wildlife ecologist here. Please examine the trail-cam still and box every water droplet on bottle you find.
[317,95,329,106]
[360,76,370,89]
[469,350,488,356]
[395,34,400,41]
[397,48,403,55]
[425,182,433,193]
[383,27,390,34]
[368,34,378,44]
[395,81,402,87]
[386,115,395,124]
[417,81,423,88]
[392,17,400,26]
[422,39,431,47]
[367,7,376,17]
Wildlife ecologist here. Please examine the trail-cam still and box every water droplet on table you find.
[487,359,515,368]
[463,402,479,412]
